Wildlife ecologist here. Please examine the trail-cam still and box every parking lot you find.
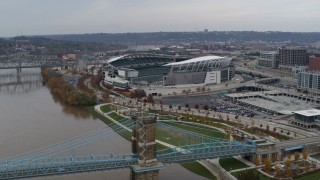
[157,94,260,118]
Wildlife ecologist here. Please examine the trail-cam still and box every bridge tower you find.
[130,114,164,180]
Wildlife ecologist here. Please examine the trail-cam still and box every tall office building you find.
[279,48,308,71]
[298,71,320,91]
[258,51,279,68]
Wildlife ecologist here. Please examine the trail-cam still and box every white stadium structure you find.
[102,54,234,88]
[163,56,234,86]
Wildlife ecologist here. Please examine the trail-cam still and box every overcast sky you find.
[1,0,320,37]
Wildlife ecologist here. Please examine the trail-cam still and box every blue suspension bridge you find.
[0,114,256,179]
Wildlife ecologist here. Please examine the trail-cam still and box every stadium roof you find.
[164,55,227,66]
[294,109,320,117]
[108,54,174,64]
[108,55,128,63]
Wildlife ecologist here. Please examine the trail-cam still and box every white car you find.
[58,168,66,172]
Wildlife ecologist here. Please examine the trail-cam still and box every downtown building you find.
[258,51,279,68]
[279,47,309,75]
[298,71,320,93]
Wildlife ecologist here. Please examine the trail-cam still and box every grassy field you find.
[100,104,112,113]
[109,112,125,121]
[294,171,320,180]
[160,121,225,139]
[219,158,249,171]
[243,127,290,140]
[182,162,217,180]
[311,153,320,159]
[231,169,271,180]
[87,107,131,140]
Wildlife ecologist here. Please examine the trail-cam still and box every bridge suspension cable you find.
[1,121,133,169]
[0,119,133,165]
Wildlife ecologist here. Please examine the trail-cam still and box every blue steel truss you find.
[157,141,256,164]
[0,154,137,179]
[0,119,257,179]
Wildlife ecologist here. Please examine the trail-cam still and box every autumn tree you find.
[185,103,189,108]
[146,94,154,103]
[285,159,291,168]
[102,93,110,103]
[134,89,146,99]
[303,152,308,167]
[263,158,272,172]
[237,169,259,180]
[275,164,281,174]
[294,152,300,161]
[254,157,261,166]
[284,159,292,177]
[201,86,206,93]
[203,104,209,111]
[184,113,190,121]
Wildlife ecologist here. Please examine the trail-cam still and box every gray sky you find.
[1,0,320,37]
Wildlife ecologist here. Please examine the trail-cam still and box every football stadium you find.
[102,54,234,88]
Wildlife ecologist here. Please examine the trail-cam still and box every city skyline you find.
[1,0,320,37]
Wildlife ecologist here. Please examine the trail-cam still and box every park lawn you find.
[149,109,158,114]
[87,107,131,140]
[155,126,189,146]
[159,115,176,120]
[243,127,290,140]
[182,162,217,180]
[219,157,249,171]
[109,112,125,121]
[294,171,320,180]
[160,121,225,139]
[231,169,271,180]
[311,153,320,159]
[100,104,112,113]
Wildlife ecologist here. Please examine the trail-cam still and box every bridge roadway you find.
[0,140,255,179]
[275,136,320,150]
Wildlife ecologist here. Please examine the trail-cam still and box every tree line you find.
[41,68,96,106]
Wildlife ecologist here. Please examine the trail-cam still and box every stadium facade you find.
[102,54,234,88]
[103,54,177,88]
[163,56,234,86]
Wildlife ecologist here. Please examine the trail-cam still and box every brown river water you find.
[0,69,205,180]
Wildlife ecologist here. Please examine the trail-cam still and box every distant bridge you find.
[0,55,63,70]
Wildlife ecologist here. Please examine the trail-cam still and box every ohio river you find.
[0,69,205,180]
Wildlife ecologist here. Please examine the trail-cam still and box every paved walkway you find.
[198,160,222,180]
[207,159,237,180]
